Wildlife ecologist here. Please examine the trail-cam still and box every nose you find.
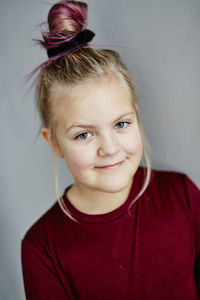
[97,132,120,157]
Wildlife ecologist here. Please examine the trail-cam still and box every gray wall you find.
[0,0,199,299]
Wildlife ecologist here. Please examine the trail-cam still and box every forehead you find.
[49,75,135,126]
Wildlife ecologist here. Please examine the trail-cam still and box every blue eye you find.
[76,132,91,140]
[115,121,129,129]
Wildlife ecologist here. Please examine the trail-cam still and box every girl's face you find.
[44,75,143,195]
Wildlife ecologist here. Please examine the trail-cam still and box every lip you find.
[95,160,124,169]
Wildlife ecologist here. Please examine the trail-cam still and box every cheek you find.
[63,144,94,173]
[123,128,143,155]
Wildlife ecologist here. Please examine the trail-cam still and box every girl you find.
[21,1,200,299]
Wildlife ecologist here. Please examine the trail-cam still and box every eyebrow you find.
[65,112,134,133]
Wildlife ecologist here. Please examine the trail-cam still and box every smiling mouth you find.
[95,160,124,170]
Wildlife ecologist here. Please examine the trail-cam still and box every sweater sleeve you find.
[184,175,200,295]
[21,239,69,300]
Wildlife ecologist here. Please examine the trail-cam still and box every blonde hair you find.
[36,48,151,220]
[34,1,151,221]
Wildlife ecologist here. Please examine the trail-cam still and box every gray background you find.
[0,0,200,299]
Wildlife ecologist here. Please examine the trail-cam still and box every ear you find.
[41,127,64,158]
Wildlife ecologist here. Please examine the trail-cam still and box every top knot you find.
[40,1,88,49]
[48,1,88,35]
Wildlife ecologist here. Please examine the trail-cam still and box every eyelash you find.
[75,121,130,140]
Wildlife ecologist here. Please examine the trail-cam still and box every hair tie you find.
[47,29,95,58]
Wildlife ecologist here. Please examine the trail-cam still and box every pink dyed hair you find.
[40,1,88,49]
[26,1,89,81]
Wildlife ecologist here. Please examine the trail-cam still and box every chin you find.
[95,175,133,194]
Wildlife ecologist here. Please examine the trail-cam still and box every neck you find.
[66,178,134,215]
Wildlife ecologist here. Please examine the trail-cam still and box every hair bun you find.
[41,1,88,49]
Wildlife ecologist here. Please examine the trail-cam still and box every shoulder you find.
[150,168,186,184]
[149,168,198,190]
[147,168,200,208]
[22,200,67,249]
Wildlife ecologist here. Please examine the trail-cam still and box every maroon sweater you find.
[21,167,200,299]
